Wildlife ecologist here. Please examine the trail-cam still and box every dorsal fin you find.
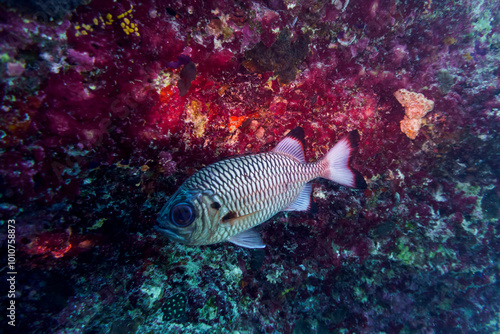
[272,127,306,163]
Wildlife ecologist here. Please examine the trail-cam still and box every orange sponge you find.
[394,89,434,139]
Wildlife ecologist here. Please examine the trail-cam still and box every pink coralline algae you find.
[1,0,499,333]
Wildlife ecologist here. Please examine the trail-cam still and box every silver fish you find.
[156,127,366,248]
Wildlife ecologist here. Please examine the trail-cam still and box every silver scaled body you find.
[178,152,325,245]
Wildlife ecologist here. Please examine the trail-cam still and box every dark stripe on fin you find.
[308,199,318,217]
[351,168,367,189]
[346,131,360,151]
[284,127,306,147]
[346,131,367,189]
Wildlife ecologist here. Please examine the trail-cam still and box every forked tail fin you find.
[321,131,367,189]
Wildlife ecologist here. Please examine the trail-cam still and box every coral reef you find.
[0,0,499,333]
[243,28,310,84]
[1,0,86,21]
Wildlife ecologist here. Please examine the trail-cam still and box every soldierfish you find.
[156,127,367,248]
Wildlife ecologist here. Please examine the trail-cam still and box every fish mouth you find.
[154,225,186,242]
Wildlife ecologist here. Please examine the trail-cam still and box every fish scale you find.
[157,127,367,248]
[184,152,321,236]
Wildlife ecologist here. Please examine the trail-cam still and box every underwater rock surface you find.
[0,0,499,332]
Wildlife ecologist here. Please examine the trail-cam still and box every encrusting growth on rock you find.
[394,89,434,140]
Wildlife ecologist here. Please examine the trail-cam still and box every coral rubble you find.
[0,0,499,333]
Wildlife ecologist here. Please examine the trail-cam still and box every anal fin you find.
[283,183,313,212]
[228,228,266,249]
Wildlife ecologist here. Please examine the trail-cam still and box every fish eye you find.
[170,204,195,227]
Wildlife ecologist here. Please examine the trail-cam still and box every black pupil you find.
[171,205,193,226]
